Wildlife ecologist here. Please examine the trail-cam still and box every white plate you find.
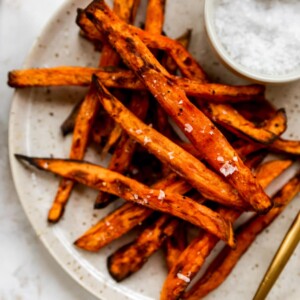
[8,0,300,299]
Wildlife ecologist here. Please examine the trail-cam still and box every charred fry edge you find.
[160,159,292,300]
[7,67,264,103]
[107,215,178,282]
[15,155,235,246]
[184,172,300,300]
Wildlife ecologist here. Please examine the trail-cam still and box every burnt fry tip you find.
[107,255,123,282]
[15,154,40,168]
[47,214,62,224]
[256,200,274,215]
[277,108,287,123]
[75,8,84,25]
[7,71,16,87]
[93,201,110,209]
[85,0,106,21]
[92,74,111,99]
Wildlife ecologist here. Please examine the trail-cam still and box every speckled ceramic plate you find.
[9,0,300,299]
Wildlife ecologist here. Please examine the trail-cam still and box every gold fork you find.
[253,211,300,300]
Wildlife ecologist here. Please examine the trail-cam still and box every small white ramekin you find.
[204,0,300,84]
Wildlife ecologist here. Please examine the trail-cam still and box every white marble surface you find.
[0,1,97,299]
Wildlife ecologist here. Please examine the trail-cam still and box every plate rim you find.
[7,1,134,299]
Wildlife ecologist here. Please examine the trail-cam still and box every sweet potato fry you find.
[76,8,106,45]
[98,0,139,66]
[255,159,293,189]
[160,158,292,300]
[145,0,165,34]
[48,87,99,222]
[199,103,286,144]
[161,30,192,75]
[156,31,192,144]
[233,98,276,123]
[75,173,190,251]
[92,76,251,210]
[270,138,300,155]
[8,67,264,103]
[95,91,150,208]
[77,7,207,81]
[107,215,178,282]
[95,0,165,208]
[91,110,115,144]
[164,221,187,271]
[75,144,267,254]
[60,1,273,213]
[16,155,235,246]
[100,123,122,158]
[60,99,83,136]
[184,172,300,300]
[232,140,264,159]
[48,0,140,223]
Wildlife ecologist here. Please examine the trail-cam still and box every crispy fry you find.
[95,132,135,207]
[199,103,286,144]
[60,98,83,136]
[93,76,251,210]
[48,88,99,222]
[85,0,270,211]
[77,0,142,47]
[233,137,300,157]
[145,0,165,34]
[95,92,149,208]
[262,108,287,136]
[95,0,165,208]
[77,7,207,81]
[100,123,122,158]
[164,221,187,270]
[233,98,276,123]
[255,159,293,189]
[48,0,140,223]
[232,140,264,159]
[162,30,192,75]
[75,173,190,251]
[63,1,272,213]
[270,138,300,155]
[99,0,139,66]
[76,8,106,44]
[184,172,300,300]
[156,31,192,144]
[107,215,178,282]
[77,146,268,254]
[16,155,235,246]
[91,110,115,144]
[8,67,264,103]
[160,158,292,300]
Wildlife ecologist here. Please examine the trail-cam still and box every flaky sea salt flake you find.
[177,273,190,283]
[184,123,193,133]
[158,190,165,200]
[220,161,238,177]
[143,136,152,145]
[217,156,224,162]
[168,152,175,159]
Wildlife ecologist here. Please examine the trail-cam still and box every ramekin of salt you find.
[204,0,300,84]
